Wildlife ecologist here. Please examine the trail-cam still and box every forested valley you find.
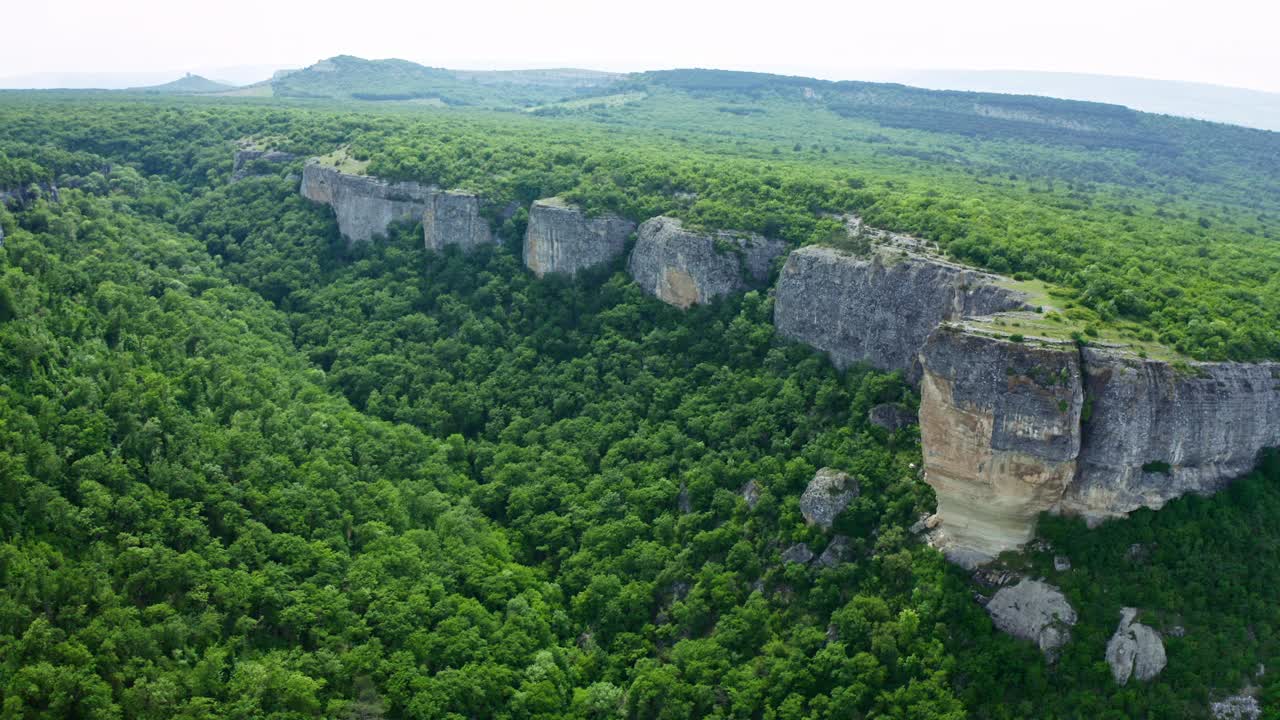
[1,83,1279,719]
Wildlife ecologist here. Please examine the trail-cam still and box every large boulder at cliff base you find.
[627,216,785,308]
[300,163,435,243]
[423,190,495,252]
[524,198,635,277]
[800,468,860,530]
[774,245,1026,378]
[1105,607,1167,685]
[985,579,1077,658]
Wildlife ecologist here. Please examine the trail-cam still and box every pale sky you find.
[5,0,1279,93]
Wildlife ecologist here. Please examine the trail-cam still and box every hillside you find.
[132,73,235,94]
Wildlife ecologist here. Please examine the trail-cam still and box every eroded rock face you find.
[1064,349,1280,523]
[232,149,296,181]
[300,163,435,243]
[524,198,634,277]
[985,579,1077,657]
[1106,607,1167,685]
[800,468,860,530]
[919,328,1083,565]
[774,246,1027,378]
[423,191,495,252]
[627,216,785,308]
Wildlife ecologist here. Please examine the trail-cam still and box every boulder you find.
[1211,695,1261,720]
[800,468,860,530]
[524,198,634,277]
[1053,555,1072,572]
[300,163,434,243]
[985,579,1077,657]
[813,536,852,568]
[740,480,761,509]
[868,403,916,431]
[627,216,785,308]
[773,245,1027,379]
[1105,607,1167,685]
[781,543,815,564]
[423,190,495,252]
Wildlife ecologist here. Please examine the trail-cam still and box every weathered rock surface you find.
[423,190,495,252]
[1063,348,1280,522]
[300,163,435,243]
[627,216,785,308]
[774,245,1027,378]
[1105,607,1167,685]
[800,468,860,530]
[919,328,1083,565]
[868,403,916,431]
[814,536,852,568]
[781,543,815,564]
[1211,695,1262,720]
[232,149,296,181]
[985,579,1077,657]
[524,198,634,277]
[740,480,761,509]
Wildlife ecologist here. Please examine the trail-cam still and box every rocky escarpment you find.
[300,163,435,243]
[918,328,1083,565]
[524,198,635,277]
[423,191,495,252]
[627,217,786,309]
[920,326,1280,564]
[1063,349,1280,522]
[775,245,1027,378]
[232,149,296,181]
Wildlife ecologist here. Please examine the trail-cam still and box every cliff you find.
[920,326,1280,563]
[774,245,1027,377]
[918,327,1083,565]
[300,163,435,243]
[1064,349,1280,522]
[524,198,634,277]
[627,216,785,308]
[232,149,296,181]
[423,191,495,252]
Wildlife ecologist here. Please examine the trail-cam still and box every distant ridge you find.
[131,73,235,94]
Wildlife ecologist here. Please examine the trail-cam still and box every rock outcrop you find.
[627,216,785,308]
[985,579,1077,658]
[232,149,296,181]
[1063,349,1280,523]
[781,543,815,564]
[774,245,1027,378]
[1105,607,1167,685]
[868,403,916,431]
[1212,695,1262,720]
[814,536,852,568]
[918,327,1083,565]
[920,324,1280,563]
[799,468,860,530]
[300,163,435,243]
[423,190,495,253]
[524,198,634,277]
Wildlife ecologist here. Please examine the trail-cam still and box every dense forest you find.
[0,76,1278,718]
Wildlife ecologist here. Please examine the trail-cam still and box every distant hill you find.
[132,74,235,94]
[868,69,1280,133]
[270,55,624,106]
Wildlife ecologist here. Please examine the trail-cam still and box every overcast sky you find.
[5,0,1278,92]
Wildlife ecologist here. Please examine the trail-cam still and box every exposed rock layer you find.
[773,246,1027,378]
[627,217,785,308]
[524,199,634,277]
[232,150,296,181]
[300,164,435,243]
[423,191,494,252]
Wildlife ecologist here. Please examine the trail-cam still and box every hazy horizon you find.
[3,0,1279,94]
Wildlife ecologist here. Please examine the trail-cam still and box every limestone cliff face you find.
[423,191,495,252]
[920,327,1280,563]
[232,150,296,181]
[918,328,1083,565]
[524,199,635,277]
[300,163,435,243]
[775,246,1027,377]
[1064,349,1280,521]
[627,216,785,308]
